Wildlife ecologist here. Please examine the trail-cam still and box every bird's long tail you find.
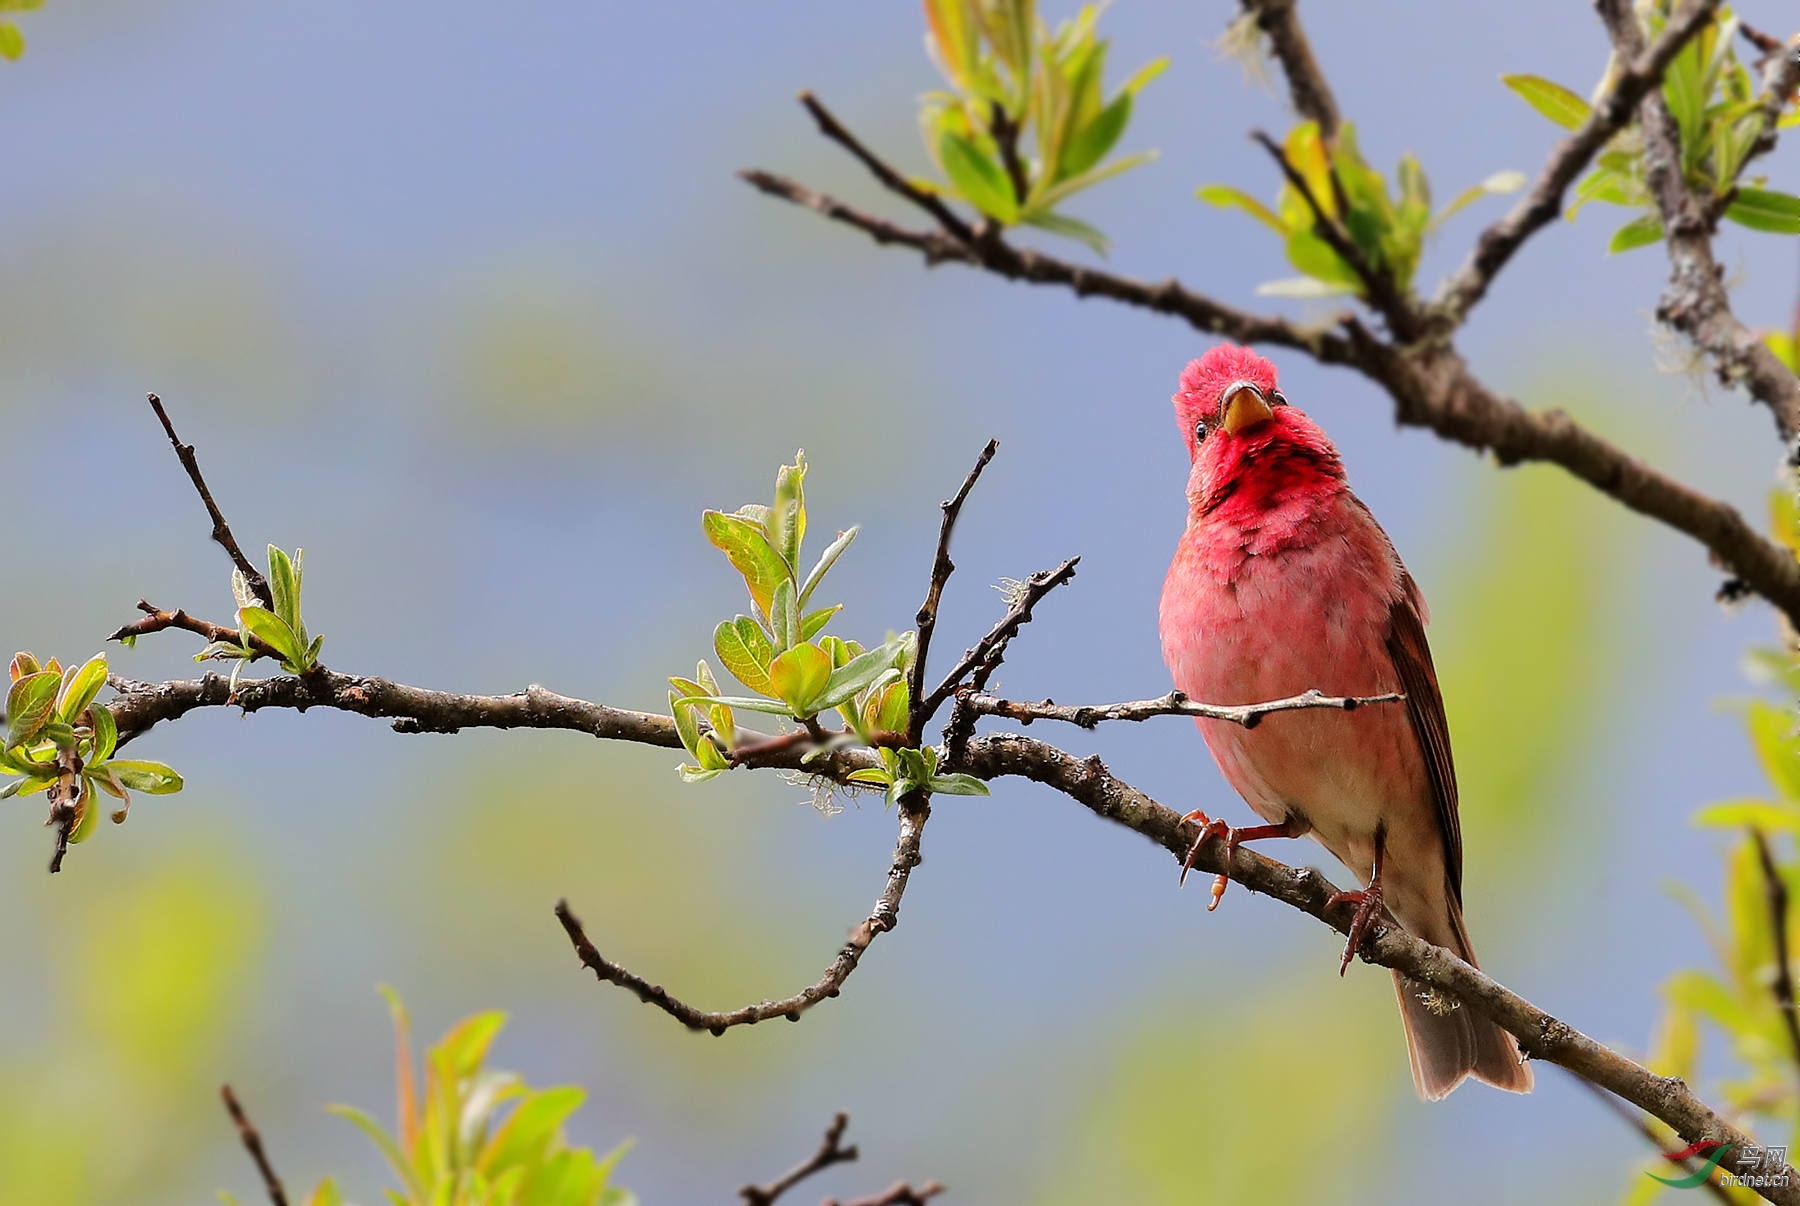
[1393,898,1533,1100]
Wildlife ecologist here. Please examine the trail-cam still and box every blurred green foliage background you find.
[0,2,1796,1203]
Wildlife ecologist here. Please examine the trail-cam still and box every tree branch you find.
[108,599,282,661]
[1431,0,1725,328]
[739,1113,858,1206]
[146,394,273,609]
[1239,0,1340,140]
[221,1084,289,1206]
[1597,3,1800,441]
[738,169,1359,364]
[964,687,1403,729]
[922,556,1079,722]
[909,438,999,745]
[1753,828,1800,1097]
[554,797,925,1034]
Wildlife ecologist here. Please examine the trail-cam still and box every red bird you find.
[1158,344,1531,1100]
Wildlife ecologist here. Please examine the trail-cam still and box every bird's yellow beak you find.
[1220,382,1274,434]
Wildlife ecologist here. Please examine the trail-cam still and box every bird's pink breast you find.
[1159,490,1433,886]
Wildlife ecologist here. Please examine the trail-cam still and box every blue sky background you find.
[0,2,1796,1203]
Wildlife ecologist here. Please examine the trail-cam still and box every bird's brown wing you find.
[1384,572,1463,903]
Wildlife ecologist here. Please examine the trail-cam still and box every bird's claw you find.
[1324,881,1385,976]
[1177,809,1235,911]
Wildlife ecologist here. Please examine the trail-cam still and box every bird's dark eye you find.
[1270,389,1289,407]
[1193,418,1209,443]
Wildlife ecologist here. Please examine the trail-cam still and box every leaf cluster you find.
[668,454,986,804]
[918,0,1167,252]
[192,545,325,680]
[1504,6,1800,253]
[1198,122,1523,298]
[224,987,633,1206]
[0,651,181,849]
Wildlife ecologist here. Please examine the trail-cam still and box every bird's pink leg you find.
[1323,835,1387,976]
[1177,811,1303,912]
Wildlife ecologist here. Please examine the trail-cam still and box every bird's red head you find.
[1172,344,1343,516]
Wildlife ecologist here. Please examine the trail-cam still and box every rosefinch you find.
[1158,343,1531,1100]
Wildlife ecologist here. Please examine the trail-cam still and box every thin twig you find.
[555,800,927,1034]
[108,599,282,660]
[145,394,273,608]
[1753,828,1800,1095]
[909,439,999,744]
[1249,129,1414,336]
[965,687,1403,730]
[1239,0,1339,140]
[1431,0,1725,327]
[826,1183,946,1206]
[1569,1072,1736,1205]
[922,557,1079,723]
[797,92,977,245]
[739,1113,859,1206]
[221,1084,289,1206]
[735,178,1357,364]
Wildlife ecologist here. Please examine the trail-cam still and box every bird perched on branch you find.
[1157,343,1531,1100]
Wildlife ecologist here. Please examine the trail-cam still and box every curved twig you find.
[964,687,1403,729]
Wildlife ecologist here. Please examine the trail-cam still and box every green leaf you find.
[1195,185,1288,236]
[237,607,306,668]
[1692,798,1800,832]
[799,604,842,642]
[702,511,789,620]
[811,639,908,714]
[1607,213,1664,253]
[1283,228,1360,290]
[328,1106,426,1201]
[0,774,49,799]
[767,643,833,715]
[89,703,118,764]
[1255,276,1355,298]
[679,694,801,716]
[1501,73,1592,131]
[1431,169,1526,228]
[846,767,893,786]
[58,653,108,724]
[67,784,101,843]
[938,128,1020,222]
[479,1085,586,1175]
[669,693,704,759]
[267,545,301,635]
[925,772,991,796]
[713,618,775,695]
[1565,166,1642,219]
[677,764,724,784]
[867,680,910,734]
[6,670,60,749]
[1747,700,1800,800]
[1020,210,1110,255]
[1660,35,1707,156]
[1724,188,1800,234]
[770,579,799,653]
[798,525,858,608]
[0,1,44,11]
[1033,150,1157,211]
[0,23,24,61]
[1060,91,1131,180]
[101,760,183,794]
[769,455,807,573]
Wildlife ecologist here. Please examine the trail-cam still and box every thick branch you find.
[951,730,1800,1204]
[965,687,1403,729]
[1432,0,1725,327]
[1239,0,1340,140]
[146,394,273,608]
[909,439,999,744]
[555,799,926,1034]
[96,658,1787,1194]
